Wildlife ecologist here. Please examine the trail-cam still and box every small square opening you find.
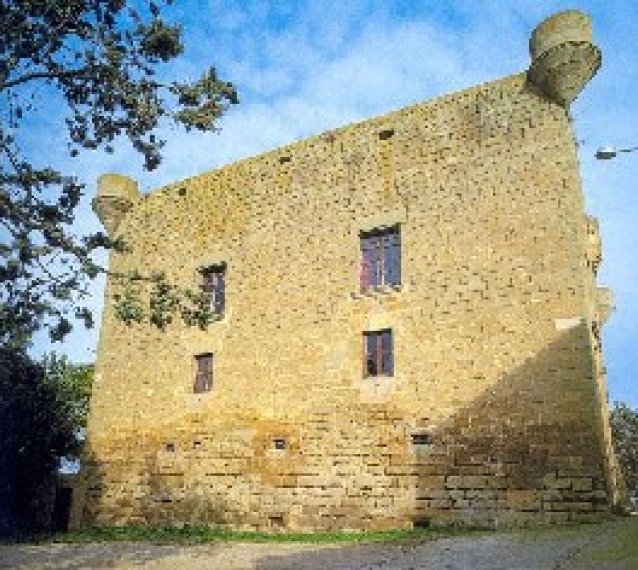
[411,433,431,446]
[413,517,430,529]
[378,128,395,140]
[273,438,287,451]
[269,515,285,529]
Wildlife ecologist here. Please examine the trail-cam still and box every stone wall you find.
[80,11,620,530]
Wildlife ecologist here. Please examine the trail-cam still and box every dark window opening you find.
[363,329,393,377]
[194,353,214,393]
[360,225,400,290]
[378,128,395,140]
[411,433,431,446]
[269,515,285,528]
[200,264,226,316]
[165,442,175,452]
[273,438,287,450]
[413,517,431,529]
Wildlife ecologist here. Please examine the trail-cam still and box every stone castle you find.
[76,11,623,530]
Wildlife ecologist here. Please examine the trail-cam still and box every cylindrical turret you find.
[528,10,601,106]
[92,174,139,236]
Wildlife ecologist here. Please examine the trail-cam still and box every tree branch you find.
[1,68,89,91]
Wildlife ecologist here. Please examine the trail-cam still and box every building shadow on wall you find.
[410,323,607,529]
[252,324,610,568]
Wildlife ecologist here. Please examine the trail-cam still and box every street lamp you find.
[595,146,638,160]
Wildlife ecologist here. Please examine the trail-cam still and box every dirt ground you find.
[2,517,637,569]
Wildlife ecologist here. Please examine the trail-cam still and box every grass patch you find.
[568,516,638,567]
[511,518,615,542]
[20,524,481,546]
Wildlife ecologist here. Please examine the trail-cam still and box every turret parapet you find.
[92,174,139,236]
[528,10,601,107]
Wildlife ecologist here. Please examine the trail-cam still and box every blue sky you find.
[29,0,638,408]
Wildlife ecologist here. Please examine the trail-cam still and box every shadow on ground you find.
[254,518,638,570]
[0,541,185,570]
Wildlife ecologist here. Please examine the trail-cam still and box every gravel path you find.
[1,518,635,569]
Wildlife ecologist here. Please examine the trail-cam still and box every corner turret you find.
[92,174,139,236]
[528,10,601,106]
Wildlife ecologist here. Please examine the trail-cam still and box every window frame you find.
[359,224,401,291]
[193,352,214,393]
[199,263,226,316]
[363,328,394,378]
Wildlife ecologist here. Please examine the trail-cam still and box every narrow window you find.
[363,329,393,377]
[200,264,226,316]
[194,353,214,393]
[360,225,400,290]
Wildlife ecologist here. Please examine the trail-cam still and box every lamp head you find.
[595,147,617,160]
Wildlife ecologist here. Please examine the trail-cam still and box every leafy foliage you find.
[610,402,638,494]
[0,350,93,536]
[111,270,218,331]
[42,353,94,433]
[0,348,83,535]
[0,0,237,348]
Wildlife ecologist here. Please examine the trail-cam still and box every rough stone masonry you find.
[76,10,624,531]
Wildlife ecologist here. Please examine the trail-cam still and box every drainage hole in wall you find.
[411,433,431,446]
[378,128,395,140]
[413,518,431,529]
[269,515,284,528]
[273,438,287,450]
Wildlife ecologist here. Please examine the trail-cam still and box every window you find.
[360,225,400,290]
[269,515,284,528]
[200,264,226,315]
[273,438,287,450]
[363,329,393,377]
[411,433,431,446]
[194,353,214,393]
